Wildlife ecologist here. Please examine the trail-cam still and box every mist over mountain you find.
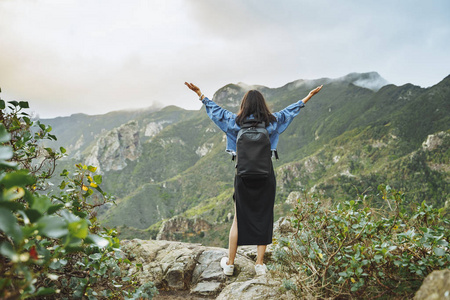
[42,72,450,246]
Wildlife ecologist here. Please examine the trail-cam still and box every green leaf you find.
[88,165,97,173]
[8,100,19,107]
[437,240,448,247]
[338,271,347,277]
[66,245,84,253]
[47,204,64,215]
[68,219,89,239]
[24,208,42,223]
[34,287,56,296]
[0,241,16,260]
[37,216,69,238]
[0,146,13,160]
[0,207,23,242]
[60,146,66,154]
[93,175,102,185]
[59,180,66,189]
[89,253,102,261]
[0,124,11,142]
[83,188,94,197]
[434,247,445,256]
[23,116,32,125]
[30,195,52,214]
[18,101,29,109]
[0,99,5,109]
[0,200,25,211]
[1,170,35,188]
[44,147,54,155]
[85,234,109,248]
[60,209,80,223]
[0,160,17,168]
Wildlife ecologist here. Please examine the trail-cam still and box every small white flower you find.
[47,274,59,280]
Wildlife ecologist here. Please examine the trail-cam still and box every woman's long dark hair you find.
[235,90,276,126]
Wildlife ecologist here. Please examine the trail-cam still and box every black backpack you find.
[235,120,272,178]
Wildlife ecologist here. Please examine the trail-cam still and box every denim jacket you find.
[202,97,306,155]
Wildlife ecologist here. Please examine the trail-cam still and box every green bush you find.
[272,185,450,299]
[0,97,156,299]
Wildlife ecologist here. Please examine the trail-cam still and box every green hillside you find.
[43,72,450,247]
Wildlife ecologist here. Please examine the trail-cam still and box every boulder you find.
[215,275,282,300]
[414,269,450,300]
[156,216,211,241]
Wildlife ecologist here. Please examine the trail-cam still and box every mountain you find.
[42,72,450,246]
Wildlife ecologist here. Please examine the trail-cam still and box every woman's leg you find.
[228,206,238,265]
[256,245,266,265]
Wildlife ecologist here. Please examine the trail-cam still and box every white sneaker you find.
[220,257,234,276]
[255,264,267,275]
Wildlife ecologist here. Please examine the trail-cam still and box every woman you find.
[185,82,322,276]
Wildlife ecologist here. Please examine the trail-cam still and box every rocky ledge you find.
[120,239,292,299]
[120,238,449,299]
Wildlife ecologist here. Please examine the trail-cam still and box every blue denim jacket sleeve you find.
[273,100,305,134]
[201,97,236,133]
[202,97,239,153]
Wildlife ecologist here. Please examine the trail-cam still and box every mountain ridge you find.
[42,72,449,246]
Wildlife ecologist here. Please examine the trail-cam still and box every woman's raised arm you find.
[185,82,205,101]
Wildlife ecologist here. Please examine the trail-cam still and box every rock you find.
[414,269,450,300]
[285,191,301,205]
[195,142,214,157]
[120,239,267,298]
[422,131,449,151]
[195,143,214,157]
[190,282,223,296]
[144,121,169,138]
[215,274,282,300]
[85,120,141,173]
[273,217,295,235]
[156,216,212,241]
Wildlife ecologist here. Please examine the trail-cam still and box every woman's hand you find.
[302,85,323,104]
[308,85,323,97]
[185,82,204,100]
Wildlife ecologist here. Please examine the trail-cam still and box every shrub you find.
[272,185,450,299]
[0,96,156,299]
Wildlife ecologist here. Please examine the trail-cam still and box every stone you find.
[414,269,450,300]
[216,274,282,300]
[273,217,295,235]
[190,282,223,296]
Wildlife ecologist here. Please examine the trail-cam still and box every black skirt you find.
[234,167,276,246]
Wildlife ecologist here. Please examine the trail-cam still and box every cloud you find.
[0,0,449,118]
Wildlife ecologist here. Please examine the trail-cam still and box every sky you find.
[0,0,449,118]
